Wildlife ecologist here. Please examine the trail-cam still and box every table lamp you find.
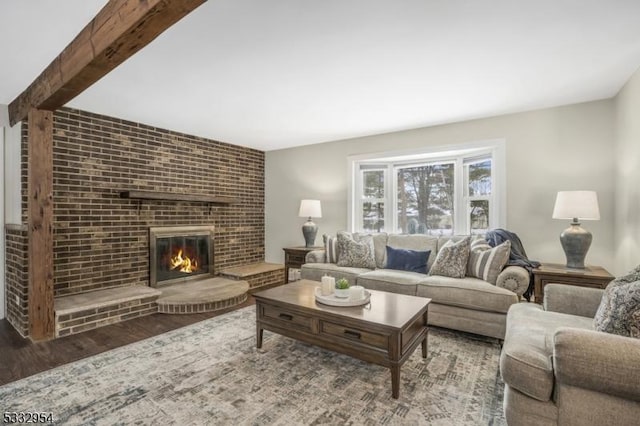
[299,199,322,247]
[552,191,600,269]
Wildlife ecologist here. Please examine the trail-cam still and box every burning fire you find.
[170,249,199,273]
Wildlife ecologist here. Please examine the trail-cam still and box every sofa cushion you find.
[354,232,388,269]
[385,245,430,274]
[300,263,372,285]
[429,303,508,339]
[336,232,376,269]
[322,232,387,267]
[594,277,640,338]
[323,234,338,263]
[357,269,425,295]
[437,235,472,252]
[387,234,438,269]
[417,275,518,313]
[602,264,640,286]
[428,236,471,279]
[593,264,640,338]
[467,238,511,285]
[500,303,593,402]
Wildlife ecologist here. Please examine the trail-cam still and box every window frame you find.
[394,159,457,235]
[357,166,389,233]
[464,157,493,235]
[347,139,506,235]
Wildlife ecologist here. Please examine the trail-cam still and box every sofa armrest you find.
[305,250,326,263]
[554,328,640,402]
[496,266,529,297]
[543,284,604,318]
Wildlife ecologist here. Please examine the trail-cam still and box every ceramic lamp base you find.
[559,221,592,269]
[302,219,318,248]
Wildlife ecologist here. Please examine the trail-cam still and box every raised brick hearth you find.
[53,278,252,337]
[155,277,250,314]
[220,262,285,292]
[5,107,266,338]
[55,286,161,337]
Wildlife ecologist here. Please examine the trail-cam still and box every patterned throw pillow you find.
[336,231,376,269]
[594,265,640,338]
[428,236,471,279]
[466,237,511,285]
[323,234,338,264]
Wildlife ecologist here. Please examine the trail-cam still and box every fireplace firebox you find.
[149,226,215,287]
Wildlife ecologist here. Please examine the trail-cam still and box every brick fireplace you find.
[149,225,215,287]
[4,107,265,337]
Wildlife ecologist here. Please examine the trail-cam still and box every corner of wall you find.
[613,66,640,275]
[3,121,23,225]
[3,117,27,327]
[0,104,8,127]
[0,124,4,320]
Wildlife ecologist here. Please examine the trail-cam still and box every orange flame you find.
[170,249,199,273]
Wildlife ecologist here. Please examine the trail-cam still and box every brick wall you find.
[15,107,264,298]
[5,225,29,337]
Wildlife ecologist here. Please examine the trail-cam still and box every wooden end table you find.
[532,263,614,303]
[254,280,430,399]
[283,246,322,283]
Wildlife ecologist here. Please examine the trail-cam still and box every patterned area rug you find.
[0,307,505,425]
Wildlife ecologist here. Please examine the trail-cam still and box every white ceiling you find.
[2,0,640,151]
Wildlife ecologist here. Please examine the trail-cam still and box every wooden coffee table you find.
[254,279,431,399]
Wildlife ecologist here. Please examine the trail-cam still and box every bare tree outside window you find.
[468,160,491,196]
[362,170,385,232]
[397,163,455,235]
[467,160,491,234]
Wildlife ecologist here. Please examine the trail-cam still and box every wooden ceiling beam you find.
[8,0,206,126]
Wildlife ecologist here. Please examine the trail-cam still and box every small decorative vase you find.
[334,288,350,298]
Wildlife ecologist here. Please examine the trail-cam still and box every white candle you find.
[349,285,365,301]
[321,276,334,296]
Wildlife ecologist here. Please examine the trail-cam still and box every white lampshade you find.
[552,191,600,220]
[298,199,322,218]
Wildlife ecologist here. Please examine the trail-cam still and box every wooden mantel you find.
[11,0,207,341]
[120,190,238,205]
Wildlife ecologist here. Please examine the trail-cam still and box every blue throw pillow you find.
[385,245,431,274]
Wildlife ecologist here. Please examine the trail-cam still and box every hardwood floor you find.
[0,297,255,386]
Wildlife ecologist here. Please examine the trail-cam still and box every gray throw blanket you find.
[486,229,540,300]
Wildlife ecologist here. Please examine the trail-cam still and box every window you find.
[465,158,492,235]
[360,168,386,232]
[349,140,505,235]
[397,162,455,235]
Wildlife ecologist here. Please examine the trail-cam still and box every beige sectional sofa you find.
[301,233,530,339]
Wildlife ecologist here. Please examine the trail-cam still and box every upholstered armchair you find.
[500,284,640,426]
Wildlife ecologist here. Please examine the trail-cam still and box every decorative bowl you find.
[334,288,350,298]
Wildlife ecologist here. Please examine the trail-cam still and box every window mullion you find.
[490,151,498,229]
[454,157,465,235]
[357,168,364,232]
[389,164,396,233]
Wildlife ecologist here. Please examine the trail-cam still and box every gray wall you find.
[265,100,616,272]
[3,121,21,225]
[614,66,640,274]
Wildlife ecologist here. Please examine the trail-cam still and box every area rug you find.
[0,306,505,425]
